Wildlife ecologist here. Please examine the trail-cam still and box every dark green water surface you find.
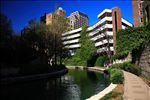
[1,69,110,100]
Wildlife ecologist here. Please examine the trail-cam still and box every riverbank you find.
[66,66,106,72]
[0,69,68,84]
[66,66,115,100]
[86,83,117,100]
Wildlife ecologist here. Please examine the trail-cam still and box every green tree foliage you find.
[95,56,108,67]
[23,16,69,65]
[49,16,69,64]
[0,13,13,43]
[22,19,40,46]
[112,51,129,61]
[109,68,124,84]
[80,26,96,61]
[110,61,141,76]
[0,15,39,66]
[116,23,150,56]
[68,26,97,66]
[0,14,68,77]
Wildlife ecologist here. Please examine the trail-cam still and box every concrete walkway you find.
[123,71,150,100]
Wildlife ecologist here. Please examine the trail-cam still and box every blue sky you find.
[1,0,133,33]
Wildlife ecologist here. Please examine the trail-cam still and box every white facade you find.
[62,8,133,55]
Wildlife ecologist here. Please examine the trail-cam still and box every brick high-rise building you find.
[132,0,144,27]
[132,0,150,27]
[68,11,89,30]
[41,7,66,25]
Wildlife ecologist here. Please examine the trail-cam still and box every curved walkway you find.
[123,71,150,100]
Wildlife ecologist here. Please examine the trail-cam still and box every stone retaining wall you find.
[138,43,150,79]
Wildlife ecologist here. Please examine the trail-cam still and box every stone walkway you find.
[123,71,150,100]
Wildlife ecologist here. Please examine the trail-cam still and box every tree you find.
[49,15,69,65]
[22,19,54,64]
[69,25,97,66]
[22,19,40,47]
[97,25,112,65]
[0,13,13,43]
[116,23,150,63]
[0,15,39,66]
[22,16,69,65]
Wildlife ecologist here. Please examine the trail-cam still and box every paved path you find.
[123,71,150,100]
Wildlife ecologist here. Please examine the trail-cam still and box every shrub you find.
[112,51,129,60]
[125,64,141,76]
[109,68,124,84]
[95,56,108,67]
[133,64,141,75]
[110,63,123,70]
[110,61,141,76]
[121,61,141,76]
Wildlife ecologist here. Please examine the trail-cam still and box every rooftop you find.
[97,9,112,18]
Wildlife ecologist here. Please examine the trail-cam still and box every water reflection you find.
[87,71,97,81]
[1,69,110,100]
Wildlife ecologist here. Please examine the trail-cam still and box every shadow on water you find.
[87,54,98,67]
[87,71,97,81]
[1,69,110,100]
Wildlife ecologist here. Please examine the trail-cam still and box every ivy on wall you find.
[116,23,150,57]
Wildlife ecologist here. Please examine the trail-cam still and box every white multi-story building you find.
[62,7,133,55]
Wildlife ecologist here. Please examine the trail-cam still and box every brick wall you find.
[132,0,143,27]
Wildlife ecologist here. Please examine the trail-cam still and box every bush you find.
[122,61,131,71]
[124,63,141,76]
[95,56,108,67]
[133,64,141,75]
[120,61,141,76]
[109,68,124,84]
[110,63,123,70]
[110,61,141,76]
[112,51,129,60]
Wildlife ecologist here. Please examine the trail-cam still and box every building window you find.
[141,18,143,22]
[140,10,143,16]
[145,5,149,23]
[140,3,142,8]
